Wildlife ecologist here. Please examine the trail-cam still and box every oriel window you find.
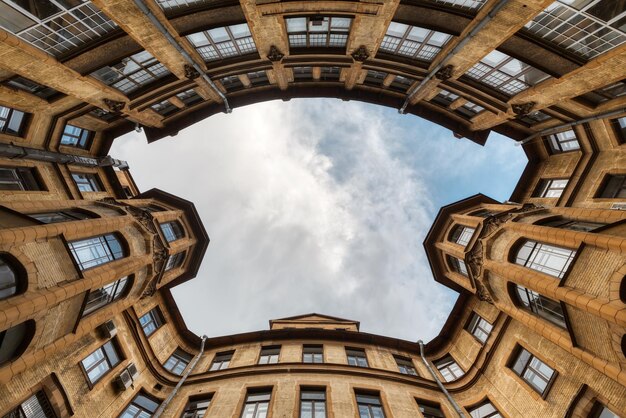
[68,233,125,270]
[514,240,576,279]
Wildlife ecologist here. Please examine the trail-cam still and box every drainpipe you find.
[153,335,208,418]
[517,107,626,146]
[417,340,467,418]
[399,0,510,114]
[0,142,129,169]
[132,0,231,113]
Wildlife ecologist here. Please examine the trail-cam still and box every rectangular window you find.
[240,390,271,418]
[0,105,27,136]
[186,24,256,62]
[119,392,160,418]
[546,130,580,153]
[451,226,475,247]
[164,348,193,375]
[286,17,352,49]
[72,173,103,192]
[533,178,568,198]
[30,209,94,224]
[514,284,566,329]
[355,392,385,418]
[611,117,626,143]
[91,50,170,94]
[509,346,556,396]
[466,313,493,344]
[380,22,452,62]
[303,345,323,363]
[165,252,185,271]
[3,76,60,100]
[209,351,233,371]
[395,356,417,376]
[416,399,444,418]
[540,217,605,232]
[82,276,130,317]
[447,255,468,276]
[433,0,486,11]
[300,389,326,418]
[599,174,626,199]
[61,124,94,149]
[346,348,368,367]
[434,355,464,382]
[160,222,184,242]
[182,395,213,418]
[81,339,122,385]
[258,346,280,364]
[0,167,41,191]
[515,240,576,278]
[468,400,502,418]
[139,307,165,336]
[590,402,620,418]
[4,391,56,418]
[68,234,124,270]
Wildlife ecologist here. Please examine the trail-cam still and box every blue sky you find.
[112,98,526,342]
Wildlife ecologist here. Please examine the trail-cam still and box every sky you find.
[111,98,527,343]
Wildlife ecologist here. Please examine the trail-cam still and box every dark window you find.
[30,209,94,224]
[513,284,566,329]
[164,349,193,375]
[209,351,233,371]
[0,167,41,191]
[60,124,94,149]
[466,313,493,344]
[346,348,368,367]
[286,16,352,49]
[240,391,271,418]
[434,355,464,382]
[469,208,496,218]
[509,346,555,396]
[468,400,502,418]
[293,66,313,81]
[0,255,22,301]
[395,356,417,376]
[0,105,27,136]
[139,307,164,336]
[182,395,212,418]
[258,346,280,364]
[165,252,185,271]
[514,240,576,278]
[533,179,568,198]
[546,130,580,153]
[119,392,160,418]
[599,175,626,199]
[611,117,626,143]
[91,51,170,95]
[160,222,184,243]
[416,399,444,418]
[355,392,385,418]
[590,402,621,418]
[539,217,605,232]
[82,276,131,317]
[0,320,34,366]
[300,389,326,418]
[447,255,468,276]
[144,204,166,213]
[3,391,56,418]
[68,233,125,270]
[72,173,103,192]
[450,225,475,247]
[4,76,60,100]
[81,339,122,385]
[303,345,323,363]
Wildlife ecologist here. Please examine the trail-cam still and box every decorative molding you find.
[103,99,125,113]
[351,45,369,62]
[435,65,454,80]
[267,45,284,62]
[184,64,200,80]
[512,102,536,117]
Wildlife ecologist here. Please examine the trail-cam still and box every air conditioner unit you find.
[98,320,117,339]
[114,370,133,391]
[610,202,626,210]
[127,363,139,380]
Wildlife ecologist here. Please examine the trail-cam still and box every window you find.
[380,22,452,62]
[91,51,170,94]
[68,233,125,270]
[612,117,626,143]
[450,225,475,247]
[466,313,493,344]
[182,395,213,418]
[144,204,166,213]
[80,339,122,385]
[514,240,576,278]
[432,0,486,11]
[72,173,103,192]
[286,17,352,49]
[209,351,233,371]
[346,348,368,367]
[434,355,464,382]
[458,101,485,117]
[303,345,323,363]
[539,217,605,232]
[82,276,131,317]
[164,349,193,375]
[0,320,34,366]
[139,307,165,336]
[395,356,417,376]
[165,252,185,271]
[186,24,256,62]
[160,222,184,242]
[468,400,502,418]
[590,402,621,418]
[0,255,22,301]
[240,391,271,418]
[355,392,385,418]
[0,105,27,136]
[300,389,326,418]
[258,346,280,364]
[30,209,94,223]
[533,178,568,198]
[599,174,626,199]
[432,89,460,107]
[0,167,42,191]
[447,255,468,276]
[509,346,556,396]
[546,130,580,153]
[513,284,566,329]
[469,208,495,218]
[3,76,60,100]
[3,391,56,418]
[466,50,551,96]
[61,124,94,149]
[416,399,444,418]
[119,392,160,418]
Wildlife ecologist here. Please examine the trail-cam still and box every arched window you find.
[511,284,566,329]
[68,233,126,271]
[449,225,475,247]
[620,275,626,304]
[0,320,35,366]
[446,255,468,276]
[159,221,184,243]
[513,240,576,278]
[0,254,25,300]
[82,276,132,317]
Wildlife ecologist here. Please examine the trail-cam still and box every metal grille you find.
[156,0,207,11]
[0,0,117,57]
[3,391,57,418]
[187,24,256,62]
[525,0,626,60]
[432,0,487,11]
[380,22,452,62]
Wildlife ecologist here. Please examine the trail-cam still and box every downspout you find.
[417,340,467,418]
[132,0,231,114]
[153,335,208,418]
[399,0,510,114]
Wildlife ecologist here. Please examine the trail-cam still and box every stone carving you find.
[435,65,454,80]
[103,99,125,113]
[267,45,284,62]
[351,45,369,62]
[184,64,200,80]
[512,102,536,117]
[475,281,494,304]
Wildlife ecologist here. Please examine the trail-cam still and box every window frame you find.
[537,216,606,233]
[182,394,213,418]
[596,174,626,199]
[610,116,626,144]
[0,105,28,136]
[446,255,468,277]
[164,348,193,376]
[239,389,272,418]
[165,251,186,271]
[379,21,453,62]
[434,355,464,382]
[81,276,132,317]
[60,124,94,149]
[186,23,257,62]
[0,253,26,301]
[512,239,576,279]
[72,172,104,193]
[302,345,324,364]
[507,345,557,398]
[0,320,36,367]
[285,16,353,50]
[394,355,418,376]
[0,166,43,191]
[67,233,126,271]
[449,225,475,247]
[416,398,445,418]
[80,338,124,388]
[467,399,503,418]
[355,391,386,418]
[28,208,97,224]
[258,345,281,365]
[209,351,234,371]
[139,307,165,337]
[4,390,57,418]
[346,347,369,367]
[510,283,568,330]
[160,221,185,243]
[465,313,493,344]
[533,178,568,198]
[118,391,161,418]
[545,129,580,154]
[299,388,327,418]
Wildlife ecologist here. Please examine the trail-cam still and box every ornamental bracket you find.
[512,102,536,117]
[267,45,284,62]
[103,99,125,113]
[184,64,200,80]
[351,45,369,62]
[435,65,454,80]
